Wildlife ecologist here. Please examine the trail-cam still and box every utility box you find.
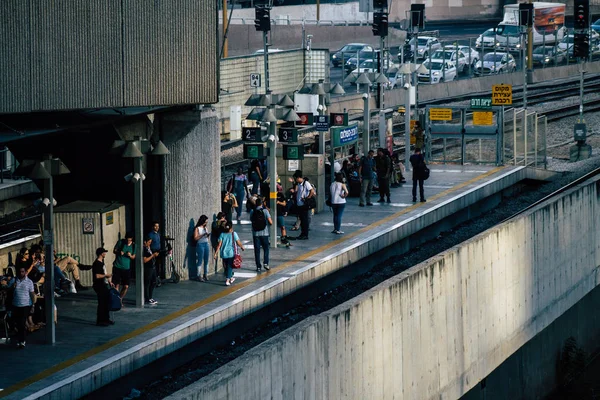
[54,201,126,286]
[277,154,325,213]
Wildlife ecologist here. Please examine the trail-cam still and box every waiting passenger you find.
[214,222,245,286]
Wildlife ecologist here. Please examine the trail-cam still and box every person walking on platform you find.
[142,237,159,305]
[410,147,427,203]
[292,170,315,240]
[193,215,211,282]
[112,233,135,305]
[230,167,251,222]
[330,172,348,234]
[376,148,392,203]
[214,223,245,286]
[248,159,264,195]
[250,196,273,272]
[358,150,375,207]
[92,248,114,327]
[211,212,227,272]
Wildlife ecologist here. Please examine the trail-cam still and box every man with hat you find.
[292,170,314,240]
[92,247,114,326]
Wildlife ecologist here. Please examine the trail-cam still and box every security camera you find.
[268,134,276,143]
[131,173,141,183]
[403,83,410,90]
[362,93,369,99]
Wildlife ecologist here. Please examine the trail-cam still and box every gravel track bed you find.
[138,137,600,399]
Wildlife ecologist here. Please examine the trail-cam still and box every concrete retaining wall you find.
[169,175,600,399]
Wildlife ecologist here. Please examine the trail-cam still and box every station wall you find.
[168,175,600,399]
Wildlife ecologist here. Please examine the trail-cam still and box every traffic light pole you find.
[379,35,385,109]
[268,116,277,249]
[263,31,270,95]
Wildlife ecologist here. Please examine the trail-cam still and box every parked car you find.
[592,19,600,33]
[473,52,516,75]
[417,59,457,84]
[475,28,500,49]
[408,36,442,60]
[531,46,566,67]
[445,45,480,67]
[559,31,600,52]
[331,43,374,67]
[350,59,379,74]
[384,68,404,89]
[431,49,468,74]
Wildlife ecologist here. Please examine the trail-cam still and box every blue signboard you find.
[331,123,359,147]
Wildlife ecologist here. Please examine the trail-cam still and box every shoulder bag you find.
[232,233,242,269]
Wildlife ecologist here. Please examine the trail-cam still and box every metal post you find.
[404,79,411,171]
[579,61,585,119]
[513,108,517,165]
[222,0,228,58]
[268,119,277,248]
[522,33,527,109]
[43,174,55,344]
[534,112,538,167]
[526,0,533,83]
[133,150,144,308]
[379,35,385,109]
[378,110,386,148]
[263,31,270,94]
[524,111,528,166]
[460,110,466,165]
[363,93,370,154]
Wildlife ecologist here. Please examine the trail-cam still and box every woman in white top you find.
[193,215,211,281]
[329,172,348,234]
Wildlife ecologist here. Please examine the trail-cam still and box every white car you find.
[475,28,500,49]
[431,49,468,74]
[350,59,379,74]
[445,45,480,67]
[409,36,442,60]
[474,52,516,75]
[384,68,405,89]
[417,59,457,84]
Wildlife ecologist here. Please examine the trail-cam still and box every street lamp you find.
[111,138,169,307]
[15,155,70,344]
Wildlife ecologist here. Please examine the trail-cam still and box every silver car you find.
[474,52,516,75]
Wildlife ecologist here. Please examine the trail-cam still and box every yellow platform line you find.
[0,166,505,398]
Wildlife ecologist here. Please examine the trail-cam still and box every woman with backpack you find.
[193,215,211,282]
[214,222,245,286]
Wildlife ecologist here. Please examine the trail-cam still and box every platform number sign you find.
[242,127,262,142]
[278,127,298,143]
[250,73,261,88]
[492,84,512,105]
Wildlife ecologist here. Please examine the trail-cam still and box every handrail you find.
[222,17,370,26]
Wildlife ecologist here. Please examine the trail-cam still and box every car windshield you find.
[483,53,504,62]
[533,47,554,54]
[594,19,600,25]
[359,60,375,68]
[495,25,519,36]
[482,29,496,37]
[563,36,574,43]
[432,51,453,60]
[386,70,398,78]
[341,45,365,52]
[423,61,444,70]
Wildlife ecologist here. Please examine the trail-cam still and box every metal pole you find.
[522,33,527,109]
[526,0,533,83]
[263,31,270,94]
[133,150,144,308]
[43,173,55,344]
[579,61,585,119]
[268,119,277,248]
[379,35,385,109]
[363,93,370,154]
[404,81,411,171]
[378,110,386,148]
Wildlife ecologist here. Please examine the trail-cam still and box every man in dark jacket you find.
[376,148,392,203]
[409,148,427,203]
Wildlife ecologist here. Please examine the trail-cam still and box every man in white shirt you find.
[13,266,36,348]
[293,170,315,240]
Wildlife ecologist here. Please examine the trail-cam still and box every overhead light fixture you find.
[29,161,52,180]
[375,73,390,84]
[122,142,144,158]
[150,140,170,156]
[278,94,295,107]
[329,83,346,95]
[283,109,300,122]
[261,108,278,123]
[246,108,265,121]
[310,83,326,95]
[355,73,372,85]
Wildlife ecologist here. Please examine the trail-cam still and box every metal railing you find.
[224,17,370,26]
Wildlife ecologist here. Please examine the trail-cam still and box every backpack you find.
[108,287,122,311]
[251,208,267,231]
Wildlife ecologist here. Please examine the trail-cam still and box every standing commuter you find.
[410,147,427,203]
[112,233,135,304]
[12,266,36,348]
[250,196,273,272]
[211,212,227,272]
[193,215,211,282]
[293,170,314,240]
[412,121,425,151]
[142,237,159,305]
[376,148,392,203]
[92,248,114,327]
[232,167,250,222]
[330,172,349,234]
[248,159,264,195]
[214,223,245,286]
[147,221,163,280]
[358,150,375,207]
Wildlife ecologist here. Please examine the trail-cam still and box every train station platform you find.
[0,164,548,400]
